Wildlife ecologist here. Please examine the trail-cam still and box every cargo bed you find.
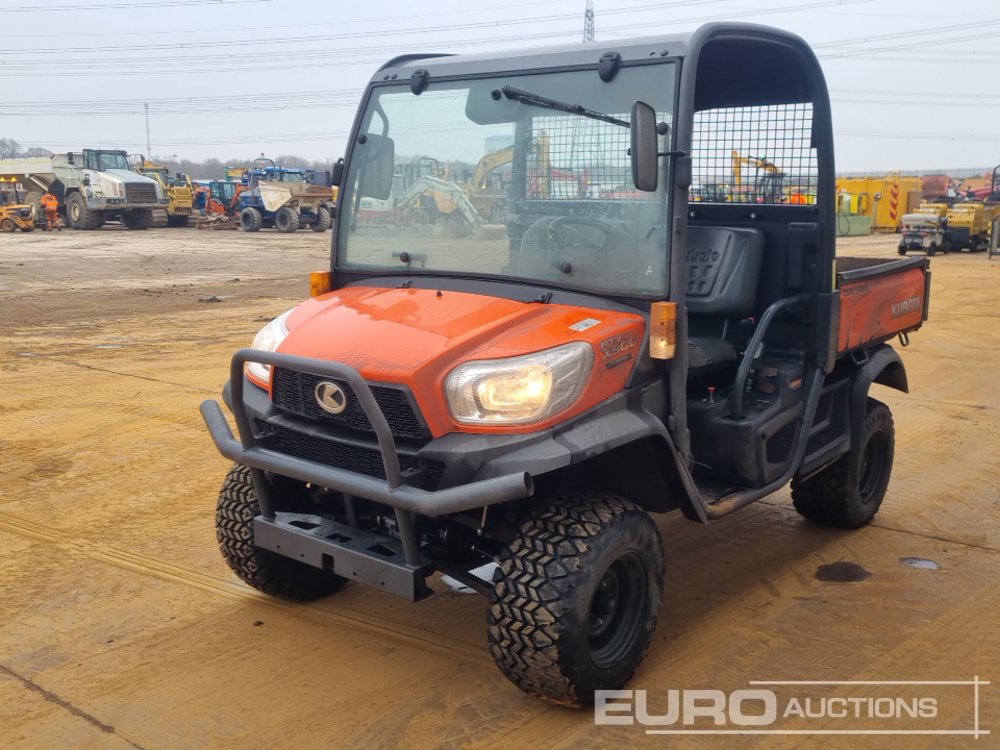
[835,256,930,354]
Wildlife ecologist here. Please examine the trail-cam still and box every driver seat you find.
[685,226,764,375]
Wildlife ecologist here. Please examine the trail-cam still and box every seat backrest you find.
[685,226,764,315]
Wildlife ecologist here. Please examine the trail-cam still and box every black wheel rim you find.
[588,550,648,669]
[859,429,889,504]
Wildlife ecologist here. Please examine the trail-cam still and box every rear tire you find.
[240,207,263,232]
[216,463,347,600]
[488,494,664,706]
[311,206,332,232]
[791,398,894,528]
[1,218,15,232]
[274,206,300,233]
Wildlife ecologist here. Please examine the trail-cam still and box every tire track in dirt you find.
[0,513,494,670]
[0,664,150,750]
[12,354,216,395]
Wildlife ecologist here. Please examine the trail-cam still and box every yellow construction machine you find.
[731,150,785,203]
[945,201,1000,253]
[0,202,36,232]
[134,159,195,227]
[0,177,37,232]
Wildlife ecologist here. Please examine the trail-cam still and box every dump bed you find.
[835,256,930,353]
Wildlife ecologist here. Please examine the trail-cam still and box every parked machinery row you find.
[899,165,1000,256]
[0,149,168,230]
[0,149,337,233]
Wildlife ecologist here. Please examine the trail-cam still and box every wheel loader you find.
[201,23,931,706]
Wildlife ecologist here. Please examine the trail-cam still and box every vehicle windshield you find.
[95,151,130,171]
[258,170,305,183]
[338,64,676,297]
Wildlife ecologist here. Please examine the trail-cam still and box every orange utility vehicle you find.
[202,24,931,705]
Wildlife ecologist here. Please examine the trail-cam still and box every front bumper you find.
[201,349,673,599]
[200,349,535,517]
[900,234,938,249]
[84,197,167,209]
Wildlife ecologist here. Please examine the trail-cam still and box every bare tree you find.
[0,138,23,158]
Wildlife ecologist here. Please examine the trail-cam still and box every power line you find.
[0,0,873,79]
[3,0,722,38]
[0,0,270,11]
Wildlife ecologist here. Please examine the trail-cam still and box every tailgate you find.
[836,256,930,353]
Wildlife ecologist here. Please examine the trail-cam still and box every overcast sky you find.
[1,0,998,174]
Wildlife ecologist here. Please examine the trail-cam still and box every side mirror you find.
[331,157,344,188]
[67,152,75,165]
[357,135,394,200]
[630,100,659,192]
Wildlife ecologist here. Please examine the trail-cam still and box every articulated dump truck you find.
[0,149,168,230]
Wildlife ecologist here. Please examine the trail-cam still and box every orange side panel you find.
[837,267,926,353]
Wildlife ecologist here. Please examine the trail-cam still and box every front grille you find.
[272,368,426,441]
[124,183,158,204]
[255,420,444,491]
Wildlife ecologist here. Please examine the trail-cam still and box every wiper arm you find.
[495,85,630,128]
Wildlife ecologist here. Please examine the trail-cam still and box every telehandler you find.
[0,178,36,232]
[202,24,930,705]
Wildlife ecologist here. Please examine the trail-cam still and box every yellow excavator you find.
[731,150,786,203]
[472,147,514,190]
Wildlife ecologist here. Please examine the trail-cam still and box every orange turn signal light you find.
[649,301,677,360]
[310,271,332,297]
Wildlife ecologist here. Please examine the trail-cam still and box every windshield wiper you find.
[494,85,630,128]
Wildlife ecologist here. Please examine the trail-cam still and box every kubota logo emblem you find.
[314,381,348,415]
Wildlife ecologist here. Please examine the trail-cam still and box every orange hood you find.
[279,286,646,436]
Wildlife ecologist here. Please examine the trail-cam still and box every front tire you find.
[488,494,664,706]
[66,193,101,229]
[791,398,894,528]
[274,206,300,233]
[311,206,332,232]
[122,209,153,230]
[216,463,347,600]
[240,207,263,232]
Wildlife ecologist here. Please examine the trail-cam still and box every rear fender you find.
[850,344,907,448]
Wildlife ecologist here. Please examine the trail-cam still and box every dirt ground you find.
[1,226,998,749]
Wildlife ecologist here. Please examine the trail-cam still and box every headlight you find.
[246,309,293,384]
[445,343,593,425]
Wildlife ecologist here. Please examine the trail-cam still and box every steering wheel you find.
[546,215,627,252]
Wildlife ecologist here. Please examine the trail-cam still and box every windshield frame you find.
[85,150,130,171]
[333,59,680,304]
